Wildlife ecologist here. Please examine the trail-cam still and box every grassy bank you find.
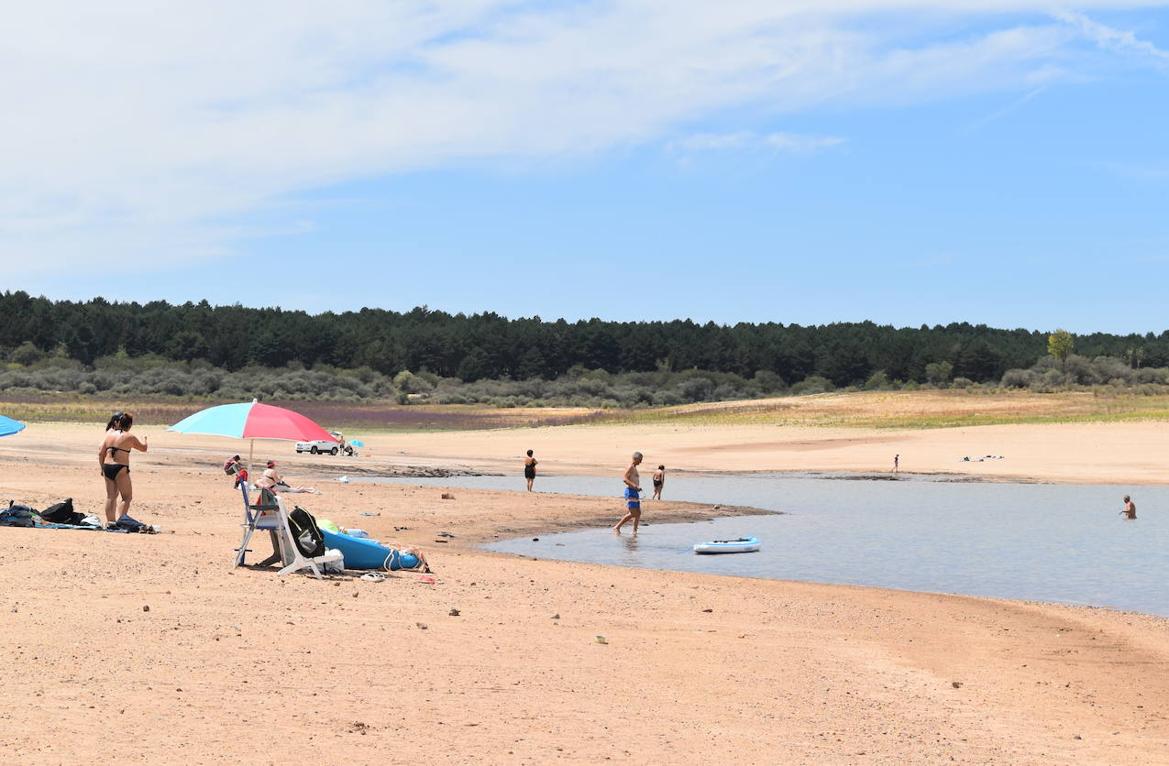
[0,395,602,431]
[6,389,1169,432]
[594,390,1169,429]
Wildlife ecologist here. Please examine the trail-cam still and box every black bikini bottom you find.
[102,463,129,480]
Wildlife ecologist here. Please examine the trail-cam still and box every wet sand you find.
[2,422,1169,764]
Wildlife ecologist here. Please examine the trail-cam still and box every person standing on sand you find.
[893,454,900,474]
[652,465,666,500]
[613,451,643,534]
[98,412,148,530]
[1121,495,1137,520]
[524,450,538,492]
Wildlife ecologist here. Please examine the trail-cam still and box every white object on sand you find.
[693,537,761,554]
[338,475,350,483]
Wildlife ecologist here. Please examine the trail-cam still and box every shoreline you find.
[469,499,774,547]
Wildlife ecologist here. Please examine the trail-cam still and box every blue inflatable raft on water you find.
[321,529,421,571]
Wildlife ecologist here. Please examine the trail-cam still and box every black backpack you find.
[0,501,38,527]
[40,498,85,526]
[287,507,325,558]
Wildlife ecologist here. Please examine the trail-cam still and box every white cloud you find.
[671,131,845,153]
[1054,9,1169,67]
[1,1,1168,273]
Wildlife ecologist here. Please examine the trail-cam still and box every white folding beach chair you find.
[234,481,341,578]
[234,480,283,568]
[270,493,342,579]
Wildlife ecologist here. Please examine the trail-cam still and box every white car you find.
[295,431,353,456]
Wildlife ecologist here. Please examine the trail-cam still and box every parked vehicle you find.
[295,431,354,456]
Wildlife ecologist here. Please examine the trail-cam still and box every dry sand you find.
[2,421,1169,764]
[361,419,1169,485]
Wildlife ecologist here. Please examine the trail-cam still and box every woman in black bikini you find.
[524,449,538,492]
[652,465,665,500]
[99,412,148,529]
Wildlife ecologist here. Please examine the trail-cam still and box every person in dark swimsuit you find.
[652,465,665,500]
[98,412,148,529]
[524,450,538,492]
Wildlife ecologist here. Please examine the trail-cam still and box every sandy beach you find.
[360,417,1169,485]
[3,420,1169,764]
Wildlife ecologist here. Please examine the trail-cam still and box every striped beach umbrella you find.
[168,400,335,470]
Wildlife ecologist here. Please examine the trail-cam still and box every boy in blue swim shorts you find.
[613,451,644,534]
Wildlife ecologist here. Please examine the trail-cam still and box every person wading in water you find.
[613,451,644,534]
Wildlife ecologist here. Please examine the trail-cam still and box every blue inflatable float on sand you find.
[321,529,420,571]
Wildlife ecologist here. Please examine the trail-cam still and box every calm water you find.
[366,473,1169,616]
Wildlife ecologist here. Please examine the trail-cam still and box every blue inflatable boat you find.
[321,529,420,571]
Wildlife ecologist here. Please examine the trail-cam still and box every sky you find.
[2,2,1168,333]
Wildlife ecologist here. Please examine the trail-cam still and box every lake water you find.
[365,473,1169,616]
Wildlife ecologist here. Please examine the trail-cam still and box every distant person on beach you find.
[524,450,538,492]
[613,451,644,534]
[1121,495,1137,520]
[256,460,319,494]
[223,455,248,488]
[98,412,148,530]
[893,454,900,473]
[652,465,666,500]
[256,460,286,491]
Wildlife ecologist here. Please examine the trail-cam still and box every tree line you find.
[3,291,1168,387]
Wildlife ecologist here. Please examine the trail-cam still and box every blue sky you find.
[3,3,1168,333]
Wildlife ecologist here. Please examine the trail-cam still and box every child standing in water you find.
[613,452,643,534]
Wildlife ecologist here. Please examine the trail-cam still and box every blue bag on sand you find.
[0,502,38,527]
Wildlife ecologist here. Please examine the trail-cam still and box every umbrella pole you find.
[248,439,254,477]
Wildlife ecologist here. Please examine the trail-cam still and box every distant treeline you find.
[3,291,1169,387]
